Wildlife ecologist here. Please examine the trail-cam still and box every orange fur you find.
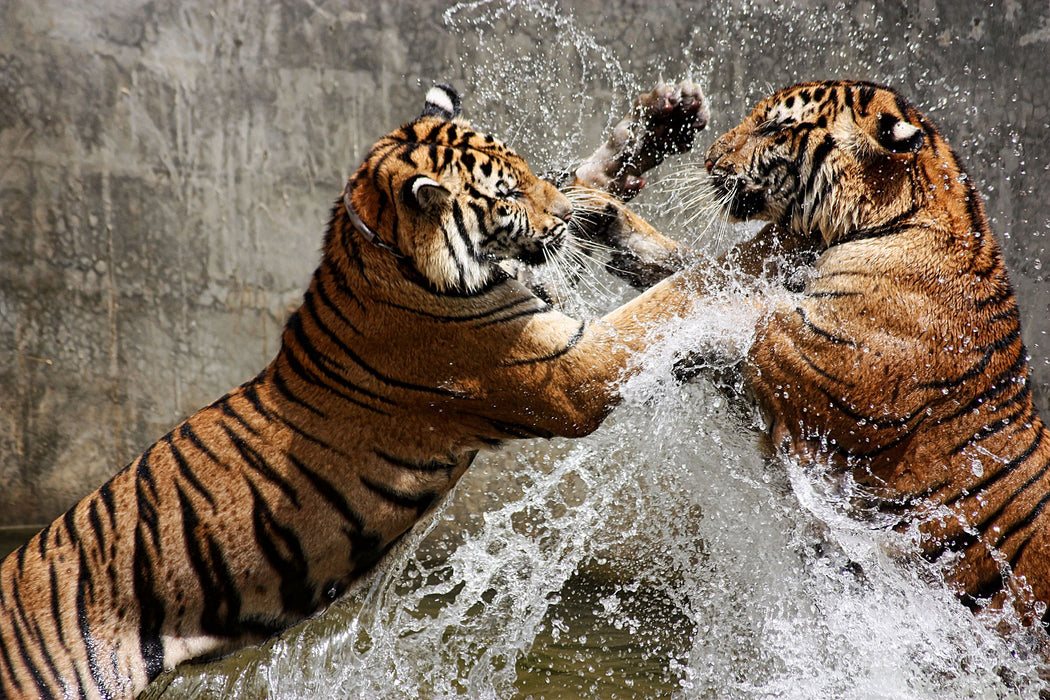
[0,84,710,699]
[592,81,1050,627]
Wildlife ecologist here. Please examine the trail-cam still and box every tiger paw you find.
[575,80,709,201]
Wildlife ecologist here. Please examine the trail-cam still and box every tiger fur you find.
[0,83,709,698]
[585,80,1050,629]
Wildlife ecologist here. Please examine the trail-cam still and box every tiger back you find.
[0,84,711,698]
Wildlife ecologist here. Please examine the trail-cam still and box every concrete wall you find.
[2,0,1049,525]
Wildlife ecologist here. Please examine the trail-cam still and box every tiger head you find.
[705,81,964,247]
[341,84,573,293]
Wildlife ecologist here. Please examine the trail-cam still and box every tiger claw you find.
[575,79,710,201]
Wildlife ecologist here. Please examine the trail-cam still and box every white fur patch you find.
[425,87,455,118]
[412,176,442,197]
[892,120,921,141]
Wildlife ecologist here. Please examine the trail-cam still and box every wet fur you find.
[0,85,710,698]
[590,80,1050,628]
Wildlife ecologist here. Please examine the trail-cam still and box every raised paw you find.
[575,80,710,201]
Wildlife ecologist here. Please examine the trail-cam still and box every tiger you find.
[582,80,1050,630]
[0,82,711,699]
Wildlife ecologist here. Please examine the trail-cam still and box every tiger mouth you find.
[712,175,767,220]
[515,229,566,266]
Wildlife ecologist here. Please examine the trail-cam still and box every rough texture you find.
[2,0,1049,525]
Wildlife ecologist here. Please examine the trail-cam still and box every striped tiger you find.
[0,83,709,698]
[585,81,1050,628]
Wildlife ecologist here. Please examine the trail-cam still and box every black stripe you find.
[219,398,261,437]
[442,208,469,288]
[174,485,243,639]
[795,345,854,388]
[500,322,585,366]
[286,454,367,532]
[220,424,301,507]
[0,590,30,697]
[922,326,1021,391]
[475,303,551,328]
[1,581,53,698]
[454,199,481,260]
[374,448,459,473]
[796,307,856,346]
[959,566,1004,612]
[485,418,555,439]
[302,290,392,393]
[271,365,327,417]
[314,269,363,334]
[940,349,1028,424]
[132,526,165,683]
[377,293,545,324]
[847,207,918,242]
[285,312,396,413]
[813,381,927,431]
[46,564,88,700]
[97,482,116,531]
[134,451,162,560]
[164,435,217,507]
[361,475,440,514]
[75,547,109,700]
[246,481,315,617]
[179,423,225,468]
[280,334,391,416]
[251,398,350,461]
[855,84,876,115]
[983,449,1050,549]
[242,381,278,422]
[468,200,493,243]
[86,498,107,555]
[348,527,386,576]
[35,523,50,561]
[950,403,1032,456]
[1003,490,1050,560]
[46,566,65,648]
[925,433,1046,560]
[297,297,399,405]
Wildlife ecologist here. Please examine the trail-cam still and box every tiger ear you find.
[421,83,461,120]
[403,175,450,212]
[875,112,924,154]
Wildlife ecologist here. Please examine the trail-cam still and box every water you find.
[141,1,1050,697]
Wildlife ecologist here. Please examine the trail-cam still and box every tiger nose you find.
[549,196,573,223]
[705,158,716,173]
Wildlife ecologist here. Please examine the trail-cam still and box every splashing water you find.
[147,2,1050,697]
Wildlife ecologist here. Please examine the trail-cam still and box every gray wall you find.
[2,0,1049,525]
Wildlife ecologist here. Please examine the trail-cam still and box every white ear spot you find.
[876,112,925,154]
[412,176,442,197]
[891,120,921,142]
[425,87,454,114]
[421,84,461,120]
[406,175,450,211]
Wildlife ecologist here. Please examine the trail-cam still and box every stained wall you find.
[2,0,1048,524]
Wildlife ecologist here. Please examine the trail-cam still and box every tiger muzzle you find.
[710,171,768,221]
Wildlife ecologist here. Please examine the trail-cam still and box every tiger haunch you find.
[0,83,710,698]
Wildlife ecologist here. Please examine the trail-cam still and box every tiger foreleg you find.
[558,81,709,289]
[573,80,709,200]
